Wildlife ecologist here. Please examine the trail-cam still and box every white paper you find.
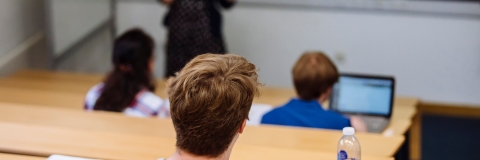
[47,155,97,160]
[247,104,274,126]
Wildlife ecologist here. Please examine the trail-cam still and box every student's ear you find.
[238,119,247,134]
[148,57,155,73]
[319,87,333,103]
[325,87,333,97]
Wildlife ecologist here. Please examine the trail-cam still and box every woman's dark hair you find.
[94,28,156,112]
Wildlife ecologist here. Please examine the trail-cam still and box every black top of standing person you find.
[162,0,235,40]
[161,0,236,77]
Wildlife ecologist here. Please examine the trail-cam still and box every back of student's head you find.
[94,28,156,112]
[167,53,260,158]
[292,51,339,101]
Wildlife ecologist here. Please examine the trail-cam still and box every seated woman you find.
[84,28,169,118]
[261,52,366,132]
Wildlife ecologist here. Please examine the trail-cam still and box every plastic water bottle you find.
[337,127,361,160]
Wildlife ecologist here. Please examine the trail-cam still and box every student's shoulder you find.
[85,83,105,99]
[261,105,293,125]
[266,99,300,113]
[324,110,350,121]
[84,83,105,110]
[138,91,166,110]
[86,83,105,94]
[262,105,290,118]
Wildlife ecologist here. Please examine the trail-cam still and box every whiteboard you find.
[240,0,480,17]
[49,0,112,57]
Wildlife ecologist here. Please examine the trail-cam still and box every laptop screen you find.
[330,74,395,117]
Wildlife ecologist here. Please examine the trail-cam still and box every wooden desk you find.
[7,70,297,106]
[0,77,169,98]
[382,102,418,136]
[10,69,165,87]
[0,103,403,157]
[9,69,168,89]
[394,97,419,108]
[0,76,284,108]
[11,69,104,84]
[232,145,394,160]
[0,121,175,160]
[2,70,419,136]
[0,77,93,95]
[3,69,416,153]
[7,69,419,105]
[7,70,419,109]
[0,153,44,160]
[0,121,392,160]
[0,87,84,109]
[0,76,417,116]
[4,72,294,106]
[2,70,418,137]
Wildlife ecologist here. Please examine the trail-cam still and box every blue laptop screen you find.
[331,76,393,115]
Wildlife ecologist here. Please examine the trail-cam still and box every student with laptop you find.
[162,54,260,160]
[261,51,367,132]
[84,28,170,118]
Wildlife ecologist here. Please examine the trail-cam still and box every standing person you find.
[159,0,236,77]
[161,54,260,160]
[84,28,170,118]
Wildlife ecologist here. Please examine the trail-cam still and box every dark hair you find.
[292,51,339,101]
[168,54,260,157]
[94,28,156,112]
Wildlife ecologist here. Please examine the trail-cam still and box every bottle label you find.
[338,150,348,160]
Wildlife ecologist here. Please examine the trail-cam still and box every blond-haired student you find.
[262,51,366,132]
[161,54,260,160]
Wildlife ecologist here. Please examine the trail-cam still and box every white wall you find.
[116,1,169,78]
[55,27,112,74]
[0,0,45,57]
[116,2,480,105]
[0,0,46,75]
[50,0,111,56]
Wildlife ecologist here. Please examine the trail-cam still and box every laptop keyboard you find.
[361,116,389,133]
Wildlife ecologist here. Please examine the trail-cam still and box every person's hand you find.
[350,116,367,132]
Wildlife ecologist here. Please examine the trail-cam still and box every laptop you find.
[329,73,395,133]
